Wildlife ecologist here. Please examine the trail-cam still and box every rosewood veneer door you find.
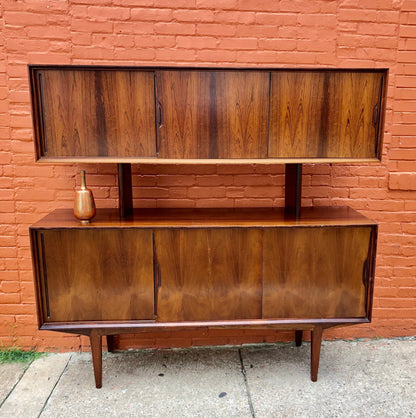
[35,69,156,158]
[269,71,384,159]
[36,229,154,322]
[263,226,374,319]
[154,229,263,321]
[155,71,269,158]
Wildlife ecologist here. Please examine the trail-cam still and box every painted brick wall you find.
[0,0,415,351]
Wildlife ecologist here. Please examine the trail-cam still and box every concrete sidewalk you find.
[0,338,414,417]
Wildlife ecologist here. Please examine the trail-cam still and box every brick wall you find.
[0,0,415,351]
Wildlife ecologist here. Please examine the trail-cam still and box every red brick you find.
[173,9,215,22]
[196,0,238,9]
[234,198,274,207]
[215,11,255,24]
[87,6,130,21]
[237,0,281,12]
[389,148,416,160]
[244,186,281,198]
[155,22,196,35]
[258,38,297,51]
[195,198,234,207]
[176,36,217,49]
[298,14,337,27]
[339,9,378,22]
[157,175,196,187]
[72,46,114,60]
[195,175,233,186]
[197,49,236,62]
[236,50,280,63]
[225,187,245,198]
[188,187,226,198]
[131,8,172,21]
[71,19,113,33]
[389,172,416,190]
[155,48,195,61]
[4,11,48,26]
[218,38,258,50]
[155,0,194,6]
[402,0,416,11]
[114,48,155,60]
[255,12,297,25]
[113,0,153,5]
[196,23,236,36]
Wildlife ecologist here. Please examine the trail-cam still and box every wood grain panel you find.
[155,228,263,321]
[269,71,325,158]
[269,71,383,159]
[156,70,269,158]
[325,72,383,158]
[263,226,373,319]
[37,69,156,157]
[38,229,154,322]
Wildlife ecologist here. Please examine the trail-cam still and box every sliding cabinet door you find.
[269,71,384,159]
[34,229,155,322]
[154,228,263,321]
[33,69,156,158]
[156,70,269,159]
[263,226,375,319]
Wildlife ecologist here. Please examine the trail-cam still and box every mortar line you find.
[238,348,256,418]
[0,358,34,409]
[37,353,73,418]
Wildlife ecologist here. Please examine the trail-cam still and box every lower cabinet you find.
[32,224,374,324]
[30,208,377,387]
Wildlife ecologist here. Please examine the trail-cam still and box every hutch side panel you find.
[154,228,263,321]
[155,70,270,159]
[31,68,156,158]
[268,70,384,159]
[33,228,155,322]
[262,226,375,319]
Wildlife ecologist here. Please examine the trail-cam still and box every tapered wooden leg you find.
[106,335,116,353]
[295,330,303,347]
[90,330,103,389]
[311,326,323,382]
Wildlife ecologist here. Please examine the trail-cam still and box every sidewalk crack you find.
[0,359,33,409]
[37,353,73,418]
[238,348,256,418]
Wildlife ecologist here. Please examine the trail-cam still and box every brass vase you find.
[74,170,96,225]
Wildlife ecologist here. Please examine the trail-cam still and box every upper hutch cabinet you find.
[30,68,156,159]
[29,66,387,162]
[155,70,270,158]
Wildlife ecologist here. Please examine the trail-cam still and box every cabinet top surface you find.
[29,64,389,71]
[31,206,377,229]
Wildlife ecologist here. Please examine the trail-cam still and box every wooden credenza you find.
[28,66,387,387]
[30,207,377,388]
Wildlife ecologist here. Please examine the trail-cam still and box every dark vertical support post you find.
[106,335,116,353]
[295,330,303,347]
[285,163,302,218]
[118,163,133,218]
